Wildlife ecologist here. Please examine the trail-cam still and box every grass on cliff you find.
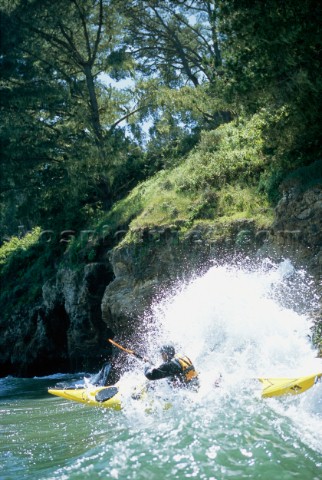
[0,227,42,268]
[0,227,59,312]
[88,113,274,249]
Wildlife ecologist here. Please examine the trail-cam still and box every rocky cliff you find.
[271,183,322,278]
[0,263,113,376]
[1,183,321,376]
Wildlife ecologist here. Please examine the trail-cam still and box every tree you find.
[113,0,231,155]
[119,0,222,87]
[217,0,322,180]
[0,0,145,237]
[3,0,137,143]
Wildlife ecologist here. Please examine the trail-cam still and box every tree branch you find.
[71,0,93,63]
[109,106,146,131]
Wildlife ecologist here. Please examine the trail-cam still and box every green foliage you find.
[0,228,42,267]
[218,0,322,182]
[0,228,59,313]
[120,0,222,87]
[83,115,273,248]
[175,115,266,192]
[63,112,274,261]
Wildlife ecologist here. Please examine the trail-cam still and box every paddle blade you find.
[95,387,119,403]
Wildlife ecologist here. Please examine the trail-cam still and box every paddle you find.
[108,338,149,362]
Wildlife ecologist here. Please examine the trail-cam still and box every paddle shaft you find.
[108,338,147,361]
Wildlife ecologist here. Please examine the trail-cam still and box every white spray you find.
[145,259,321,386]
[121,258,322,454]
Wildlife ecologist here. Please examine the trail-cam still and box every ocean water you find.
[1,260,321,479]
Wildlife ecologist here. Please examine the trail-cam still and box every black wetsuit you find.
[144,356,199,389]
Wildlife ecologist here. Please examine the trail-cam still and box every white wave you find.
[147,260,320,379]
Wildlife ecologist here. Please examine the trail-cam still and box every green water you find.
[1,375,321,480]
[2,262,322,479]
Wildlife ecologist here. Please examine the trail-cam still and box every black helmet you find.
[160,344,175,359]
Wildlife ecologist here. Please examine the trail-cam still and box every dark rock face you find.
[0,263,113,376]
[271,183,322,276]
[42,263,114,372]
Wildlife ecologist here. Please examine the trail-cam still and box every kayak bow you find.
[259,373,322,398]
[48,384,123,409]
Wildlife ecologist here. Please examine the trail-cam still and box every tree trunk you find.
[84,64,102,143]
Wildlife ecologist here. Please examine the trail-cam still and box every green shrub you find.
[0,227,58,313]
[85,114,274,245]
[0,227,42,268]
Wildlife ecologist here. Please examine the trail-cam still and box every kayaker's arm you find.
[144,361,181,381]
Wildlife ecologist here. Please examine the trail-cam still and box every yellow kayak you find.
[48,384,123,410]
[259,373,322,398]
[48,373,322,408]
[48,381,157,410]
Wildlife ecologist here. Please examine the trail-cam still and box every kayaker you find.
[144,344,199,390]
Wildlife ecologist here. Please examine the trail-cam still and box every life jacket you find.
[171,354,198,384]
